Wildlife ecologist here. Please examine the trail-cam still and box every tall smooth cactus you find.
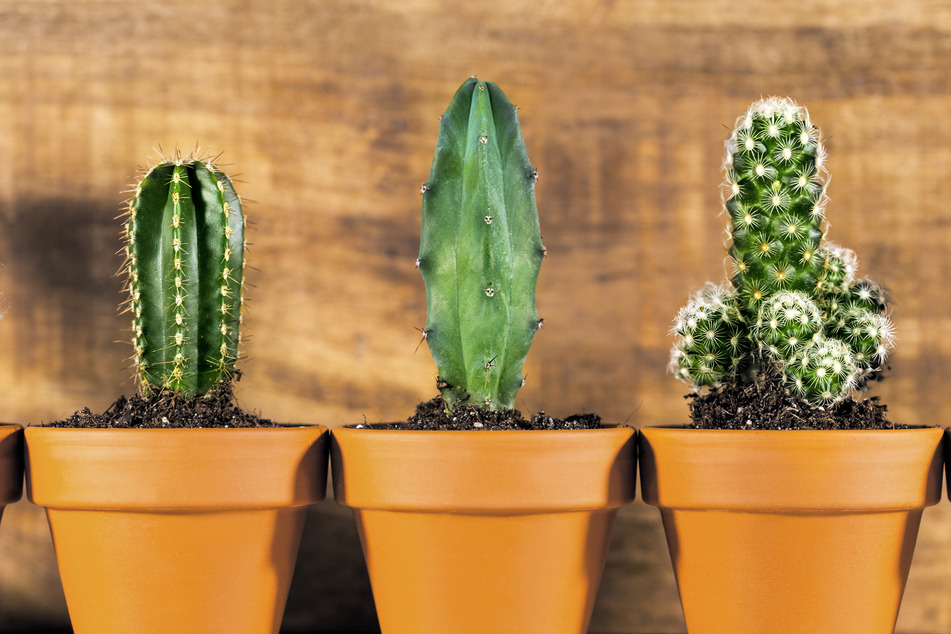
[125,156,245,396]
[418,78,544,411]
[671,98,894,404]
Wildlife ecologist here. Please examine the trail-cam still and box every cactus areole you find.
[419,78,544,412]
[670,98,894,406]
[126,158,245,397]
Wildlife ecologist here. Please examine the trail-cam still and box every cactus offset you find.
[125,156,245,396]
[671,98,895,404]
[669,283,748,388]
[753,290,822,359]
[418,78,544,411]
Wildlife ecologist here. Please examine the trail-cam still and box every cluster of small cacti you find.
[670,97,894,404]
[418,77,545,411]
[124,154,246,397]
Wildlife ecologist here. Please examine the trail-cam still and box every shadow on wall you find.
[6,197,122,296]
[2,196,128,398]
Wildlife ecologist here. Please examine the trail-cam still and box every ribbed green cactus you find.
[125,156,245,396]
[671,98,894,404]
[418,78,544,411]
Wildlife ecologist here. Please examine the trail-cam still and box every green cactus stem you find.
[669,284,748,388]
[671,98,895,404]
[784,337,859,403]
[753,290,822,358]
[725,97,826,311]
[418,78,544,411]
[125,156,245,396]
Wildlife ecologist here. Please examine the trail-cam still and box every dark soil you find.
[688,365,900,430]
[363,397,602,431]
[43,382,277,429]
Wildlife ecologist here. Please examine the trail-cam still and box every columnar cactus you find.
[671,98,894,404]
[125,156,245,396]
[418,78,544,411]
[725,98,826,308]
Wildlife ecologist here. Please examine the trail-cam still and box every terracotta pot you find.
[332,425,636,634]
[639,425,944,634]
[25,425,328,634]
[0,425,24,519]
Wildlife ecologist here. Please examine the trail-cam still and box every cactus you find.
[753,290,822,358]
[669,283,748,388]
[671,98,894,404]
[125,155,245,397]
[418,78,544,411]
[725,97,827,309]
[784,337,859,403]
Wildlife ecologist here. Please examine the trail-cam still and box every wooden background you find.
[1,1,951,631]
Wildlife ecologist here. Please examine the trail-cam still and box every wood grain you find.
[2,1,951,631]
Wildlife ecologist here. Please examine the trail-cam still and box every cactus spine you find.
[671,98,894,404]
[419,78,544,411]
[125,156,245,396]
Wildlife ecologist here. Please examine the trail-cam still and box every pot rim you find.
[26,424,328,511]
[639,424,944,511]
[332,424,636,513]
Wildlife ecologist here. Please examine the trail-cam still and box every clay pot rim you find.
[24,423,317,433]
[331,422,634,449]
[332,424,636,513]
[639,424,944,511]
[336,422,632,433]
[641,423,940,433]
[26,424,328,511]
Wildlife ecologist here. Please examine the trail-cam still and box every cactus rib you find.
[126,157,245,396]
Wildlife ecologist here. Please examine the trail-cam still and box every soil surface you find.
[688,365,899,430]
[363,397,602,431]
[43,382,277,428]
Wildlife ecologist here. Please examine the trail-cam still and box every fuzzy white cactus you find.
[671,97,895,404]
